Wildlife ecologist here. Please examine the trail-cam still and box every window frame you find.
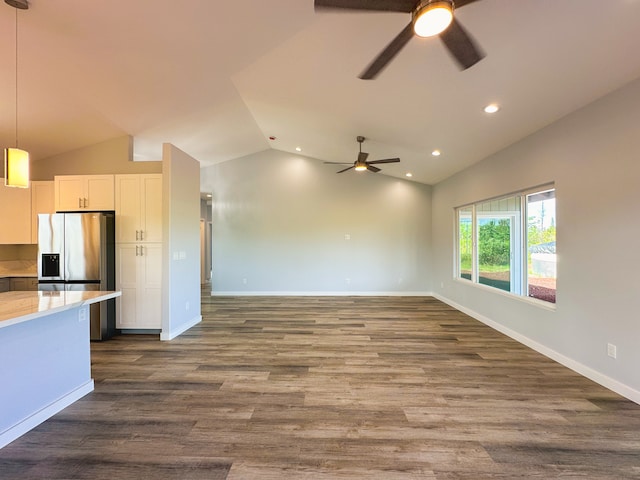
[454,184,556,307]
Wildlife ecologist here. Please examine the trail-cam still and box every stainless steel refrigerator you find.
[37,212,117,340]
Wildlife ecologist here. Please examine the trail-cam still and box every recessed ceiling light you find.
[484,104,500,114]
[295,147,302,152]
[431,149,441,157]
[405,172,413,177]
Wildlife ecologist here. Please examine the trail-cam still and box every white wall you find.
[161,143,202,340]
[431,77,640,401]
[201,149,432,294]
[32,135,162,180]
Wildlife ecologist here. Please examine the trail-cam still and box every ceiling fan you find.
[325,136,400,173]
[314,0,484,79]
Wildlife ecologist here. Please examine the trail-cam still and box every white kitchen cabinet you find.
[115,174,162,243]
[30,181,55,244]
[54,175,114,211]
[0,184,31,244]
[116,243,162,329]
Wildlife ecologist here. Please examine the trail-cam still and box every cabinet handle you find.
[140,245,144,256]
[136,245,139,256]
[140,230,144,241]
[83,197,88,208]
[136,230,139,241]
[78,197,82,208]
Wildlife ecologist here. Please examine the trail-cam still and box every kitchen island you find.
[0,290,121,448]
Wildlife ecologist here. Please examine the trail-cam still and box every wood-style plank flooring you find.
[1,294,640,479]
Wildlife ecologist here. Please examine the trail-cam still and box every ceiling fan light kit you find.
[413,1,453,37]
[314,0,484,79]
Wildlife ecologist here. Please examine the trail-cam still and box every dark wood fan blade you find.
[324,161,353,165]
[359,22,414,80]
[367,165,382,173]
[367,157,400,164]
[439,17,485,70]
[358,151,369,162]
[314,0,416,13]
[454,0,481,8]
[337,166,355,173]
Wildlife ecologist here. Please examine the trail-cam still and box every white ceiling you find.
[1,0,640,185]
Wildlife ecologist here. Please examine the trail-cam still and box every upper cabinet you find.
[0,184,31,244]
[55,175,114,212]
[30,181,55,244]
[115,174,162,243]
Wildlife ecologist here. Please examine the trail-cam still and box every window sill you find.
[453,277,557,311]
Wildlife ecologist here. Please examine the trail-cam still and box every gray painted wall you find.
[201,149,432,294]
[431,77,640,400]
[161,143,202,340]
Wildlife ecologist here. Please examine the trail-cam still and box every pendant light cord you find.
[14,5,19,148]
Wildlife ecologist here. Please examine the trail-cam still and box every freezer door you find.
[64,213,103,282]
[37,214,65,281]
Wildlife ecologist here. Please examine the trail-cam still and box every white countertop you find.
[0,290,121,329]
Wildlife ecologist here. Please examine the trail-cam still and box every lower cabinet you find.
[10,278,39,291]
[116,243,162,330]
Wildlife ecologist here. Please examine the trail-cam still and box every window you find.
[456,185,556,304]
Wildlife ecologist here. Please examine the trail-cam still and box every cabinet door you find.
[85,175,114,210]
[31,181,55,243]
[116,244,139,329]
[10,277,38,291]
[115,175,141,243]
[141,174,163,243]
[0,184,31,244]
[138,243,162,328]
[55,176,84,211]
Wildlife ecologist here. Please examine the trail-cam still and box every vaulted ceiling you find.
[1,0,639,185]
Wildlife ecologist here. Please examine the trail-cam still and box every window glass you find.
[458,207,473,281]
[455,186,554,304]
[526,189,556,303]
[476,196,520,293]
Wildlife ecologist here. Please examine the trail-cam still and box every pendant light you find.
[4,0,29,188]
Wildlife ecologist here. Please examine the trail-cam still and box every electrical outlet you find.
[345,278,351,285]
[242,278,247,285]
[185,301,190,311]
[344,234,351,240]
[607,343,617,359]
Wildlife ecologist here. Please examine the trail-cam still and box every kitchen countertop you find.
[0,260,37,279]
[0,290,121,329]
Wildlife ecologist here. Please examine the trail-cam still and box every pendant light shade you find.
[4,0,30,188]
[4,148,29,188]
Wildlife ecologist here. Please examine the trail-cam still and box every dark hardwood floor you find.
[1,294,640,479]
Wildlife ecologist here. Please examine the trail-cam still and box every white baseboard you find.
[210,291,432,297]
[0,380,94,449]
[432,293,640,406]
[161,314,202,341]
